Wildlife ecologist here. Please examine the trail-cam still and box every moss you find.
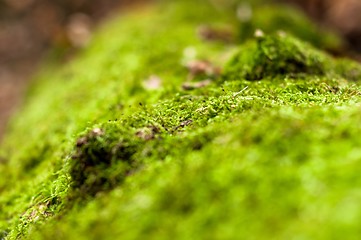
[69,125,144,197]
[237,4,343,50]
[223,33,329,81]
[334,59,361,82]
[1,0,361,239]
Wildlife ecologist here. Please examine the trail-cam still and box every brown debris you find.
[76,128,104,147]
[76,137,88,147]
[91,128,104,136]
[24,200,53,223]
[185,60,221,80]
[66,13,93,48]
[197,25,234,43]
[135,125,160,141]
[182,79,212,91]
[172,120,193,133]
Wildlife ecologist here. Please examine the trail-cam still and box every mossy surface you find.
[1,0,361,239]
[223,33,329,80]
[236,4,343,50]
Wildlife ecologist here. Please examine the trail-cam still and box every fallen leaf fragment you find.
[182,79,212,90]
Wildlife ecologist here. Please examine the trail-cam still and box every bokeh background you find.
[1,0,361,137]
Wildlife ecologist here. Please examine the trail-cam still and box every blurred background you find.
[0,0,146,136]
[0,0,361,137]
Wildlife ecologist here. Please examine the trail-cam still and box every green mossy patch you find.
[237,4,343,50]
[70,126,143,197]
[2,0,361,239]
[334,59,361,82]
[223,33,330,81]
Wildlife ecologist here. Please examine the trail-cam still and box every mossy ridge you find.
[223,33,361,81]
[0,0,348,185]
[16,74,361,239]
[237,4,343,50]
[0,1,235,238]
[26,103,361,240]
[0,0,231,180]
[1,0,361,239]
[4,70,361,238]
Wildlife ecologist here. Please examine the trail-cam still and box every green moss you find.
[237,4,343,50]
[223,33,330,81]
[1,0,361,239]
[69,125,144,197]
[334,59,361,82]
[223,32,361,82]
